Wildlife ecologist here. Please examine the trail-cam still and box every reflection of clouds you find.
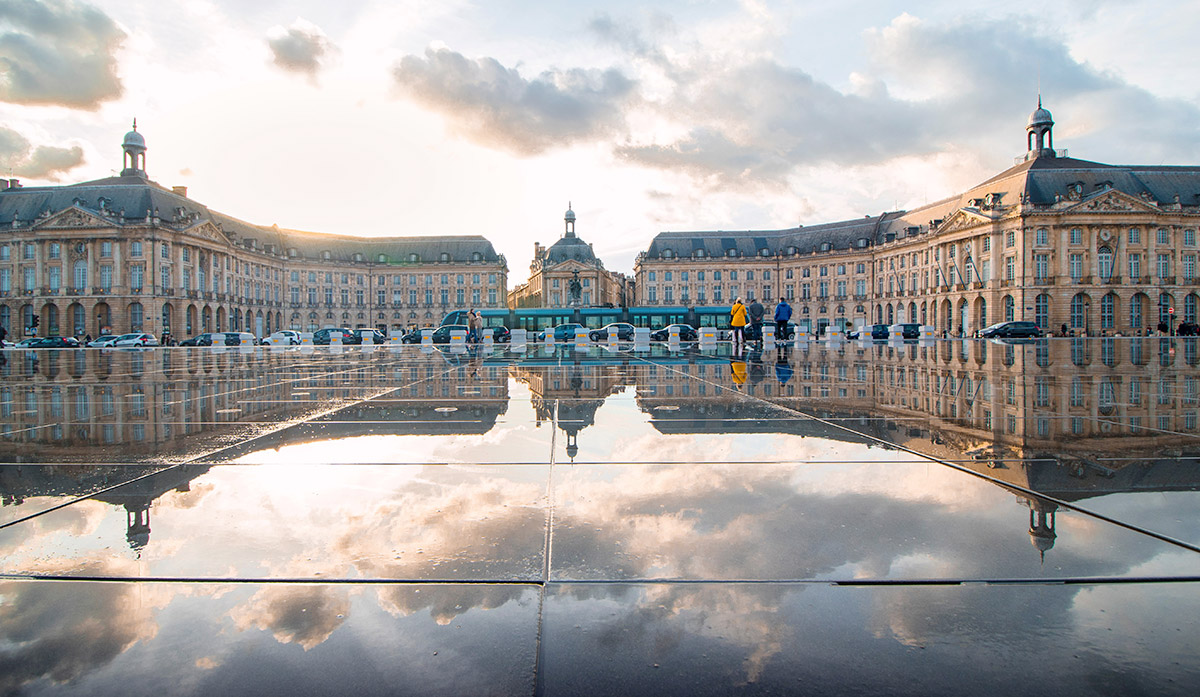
[0,500,110,569]
[0,560,158,694]
[374,585,530,627]
[232,585,351,650]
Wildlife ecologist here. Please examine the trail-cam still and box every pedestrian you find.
[730,297,747,347]
[748,297,765,343]
[1060,323,1069,338]
[773,297,792,340]
[468,309,483,343]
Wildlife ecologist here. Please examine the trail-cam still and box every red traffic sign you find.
[1169,307,1176,315]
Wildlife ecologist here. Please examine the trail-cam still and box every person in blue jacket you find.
[773,297,792,340]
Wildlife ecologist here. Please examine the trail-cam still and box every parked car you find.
[28,336,82,349]
[589,322,635,341]
[11,338,42,349]
[352,328,387,345]
[87,334,120,348]
[848,324,891,341]
[429,324,470,343]
[401,328,428,344]
[537,323,585,342]
[263,330,301,345]
[650,324,699,341]
[488,326,511,343]
[980,321,1043,339]
[179,332,218,347]
[112,333,159,347]
[313,327,359,345]
[223,332,257,347]
[744,321,799,341]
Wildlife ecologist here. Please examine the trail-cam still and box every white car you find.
[87,335,120,348]
[112,332,159,347]
[263,330,301,345]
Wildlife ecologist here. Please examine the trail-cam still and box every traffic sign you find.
[1169,307,1175,315]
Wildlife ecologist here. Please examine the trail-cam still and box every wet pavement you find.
[1,338,1198,695]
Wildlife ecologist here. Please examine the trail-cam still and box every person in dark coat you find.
[748,298,765,343]
[773,297,792,340]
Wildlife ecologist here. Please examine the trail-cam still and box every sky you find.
[2,0,1200,285]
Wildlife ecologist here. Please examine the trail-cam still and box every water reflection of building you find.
[632,339,1200,559]
[0,349,509,548]
[511,353,630,460]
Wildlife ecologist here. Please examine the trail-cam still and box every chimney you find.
[1,179,19,190]
[172,186,188,197]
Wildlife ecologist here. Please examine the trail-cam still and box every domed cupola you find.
[1025,97,1055,159]
[121,119,148,177]
[564,203,577,237]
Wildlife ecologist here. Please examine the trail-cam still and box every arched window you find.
[1101,293,1116,329]
[73,261,87,291]
[662,249,673,259]
[1004,295,1015,322]
[1070,293,1088,330]
[759,248,770,257]
[377,254,388,263]
[727,249,737,258]
[1098,246,1114,279]
[439,252,451,262]
[321,250,332,260]
[129,302,143,331]
[1130,294,1144,329]
[694,249,705,258]
[408,253,420,263]
[471,252,482,262]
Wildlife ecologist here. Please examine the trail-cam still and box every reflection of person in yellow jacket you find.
[730,359,747,387]
[730,298,747,346]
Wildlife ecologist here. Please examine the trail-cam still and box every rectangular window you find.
[160,266,170,290]
[1184,255,1196,281]
[49,242,61,259]
[648,271,656,282]
[1070,228,1082,245]
[713,286,722,302]
[1005,230,1015,248]
[1036,228,1048,246]
[714,271,721,281]
[648,287,657,303]
[1005,257,1015,281]
[377,290,386,305]
[1129,253,1142,279]
[983,237,991,252]
[1157,228,1170,245]
[1035,254,1048,280]
[1129,227,1141,244]
[1158,253,1170,278]
[665,271,673,282]
[49,266,61,291]
[101,241,112,257]
[410,289,418,305]
[1186,229,1196,246]
[23,267,34,291]
[1069,253,1083,279]
[130,265,142,290]
[488,288,497,305]
[855,279,865,296]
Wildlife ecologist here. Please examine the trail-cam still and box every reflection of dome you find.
[544,236,596,265]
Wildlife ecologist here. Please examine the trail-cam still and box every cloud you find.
[392,47,638,155]
[232,585,350,650]
[266,18,335,80]
[0,0,125,109]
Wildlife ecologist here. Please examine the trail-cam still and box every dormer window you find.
[662,248,674,259]
[787,246,798,255]
[377,254,388,263]
[694,249,705,258]
[759,248,770,257]
[471,251,482,262]
[409,253,420,263]
[856,238,869,248]
[726,248,737,258]
[819,242,832,252]
[353,253,364,262]
[439,252,451,262]
[288,248,298,258]
[321,250,332,260]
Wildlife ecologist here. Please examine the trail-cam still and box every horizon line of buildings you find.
[3,101,1199,339]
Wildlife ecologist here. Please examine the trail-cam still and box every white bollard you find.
[482,332,494,348]
[763,329,776,349]
[330,331,342,346]
[575,328,589,346]
[921,325,936,340]
[389,335,404,347]
[889,324,904,342]
[421,328,434,346]
[699,327,718,347]
[827,326,843,342]
[300,332,314,347]
[793,326,809,348]
[510,328,527,350]
[450,329,467,346]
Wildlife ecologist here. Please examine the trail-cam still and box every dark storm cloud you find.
[0,0,125,109]
[266,19,335,78]
[391,47,638,155]
[0,125,84,180]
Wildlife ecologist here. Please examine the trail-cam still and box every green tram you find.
[443,306,744,333]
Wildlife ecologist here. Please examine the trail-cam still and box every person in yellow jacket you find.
[730,298,747,346]
[730,358,747,387]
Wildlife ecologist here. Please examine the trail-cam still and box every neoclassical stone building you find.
[507,206,631,308]
[0,126,507,339]
[636,102,1200,336]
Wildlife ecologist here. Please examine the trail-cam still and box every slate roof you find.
[0,174,502,265]
[543,234,600,266]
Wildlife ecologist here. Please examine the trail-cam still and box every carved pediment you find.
[33,205,114,230]
[937,209,992,234]
[186,220,226,243]
[1065,189,1160,214]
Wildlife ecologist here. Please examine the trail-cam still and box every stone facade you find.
[0,126,508,340]
[508,206,631,309]
[635,103,1200,336]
